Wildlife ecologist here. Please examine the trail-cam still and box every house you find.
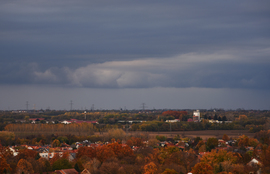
[39,152,49,159]
[81,169,91,174]
[193,110,200,122]
[29,118,45,124]
[54,169,78,174]
[247,158,262,167]
[9,147,19,156]
[61,120,72,124]
[165,119,180,123]
[247,158,262,174]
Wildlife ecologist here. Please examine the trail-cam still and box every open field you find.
[10,129,255,140]
[144,130,255,139]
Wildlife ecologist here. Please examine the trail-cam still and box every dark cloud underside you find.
[0,1,269,109]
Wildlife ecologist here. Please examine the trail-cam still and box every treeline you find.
[130,119,266,132]
[5,123,95,136]
[0,128,144,146]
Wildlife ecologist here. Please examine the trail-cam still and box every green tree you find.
[52,158,72,171]
[51,139,61,148]
[24,116,30,122]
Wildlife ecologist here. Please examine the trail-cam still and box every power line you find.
[140,103,147,111]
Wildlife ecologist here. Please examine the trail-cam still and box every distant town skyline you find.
[0,1,269,110]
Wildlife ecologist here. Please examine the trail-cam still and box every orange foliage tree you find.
[200,149,237,170]
[191,162,214,174]
[77,141,133,163]
[161,168,178,174]
[107,141,134,159]
[0,154,11,173]
[143,162,158,174]
[96,145,118,163]
[260,145,270,173]
[237,135,259,148]
[222,134,230,141]
[16,149,38,160]
[76,146,97,159]
[126,137,143,147]
[16,159,34,174]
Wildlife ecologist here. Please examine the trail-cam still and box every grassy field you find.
[144,130,255,140]
[11,129,255,140]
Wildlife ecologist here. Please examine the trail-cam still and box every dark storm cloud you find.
[0,0,269,89]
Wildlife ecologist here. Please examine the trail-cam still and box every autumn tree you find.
[16,159,34,174]
[199,144,207,153]
[38,157,51,172]
[51,139,61,147]
[195,140,205,150]
[238,115,248,121]
[260,145,270,173]
[126,137,143,147]
[200,149,237,171]
[161,168,178,174]
[0,131,15,146]
[143,162,158,174]
[99,158,120,174]
[191,162,214,174]
[230,164,245,174]
[96,145,116,163]
[26,156,41,173]
[21,148,38,157]
[83,158,101,174]
[107,128,126,141]
[222,134,229,142]
[77,146,97,159]
[148,138,159,147]
[237,135,259,149]
[160,148,197,172]
[0,154,11,173]
[161,164,186,174]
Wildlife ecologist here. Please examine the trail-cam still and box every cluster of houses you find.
[165,110,232,123]
[7,136,263,174]
[61,119,98,124]
[16,118,99,124]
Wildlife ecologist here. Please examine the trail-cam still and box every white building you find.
[165,119,180,123]
[193,110,200,122]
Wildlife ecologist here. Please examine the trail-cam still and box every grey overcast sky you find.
[0,0,270,110]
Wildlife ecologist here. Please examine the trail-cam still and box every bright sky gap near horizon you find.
[0,1,270,110]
